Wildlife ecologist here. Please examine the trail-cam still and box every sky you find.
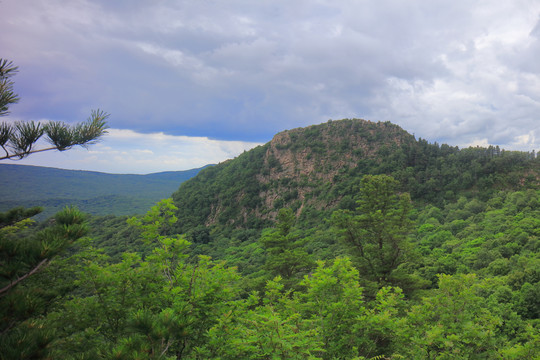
[1,0,540,174]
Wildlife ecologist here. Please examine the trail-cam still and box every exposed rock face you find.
[255,119,414,216]
[172,118,417,231]
[171,118,539,233]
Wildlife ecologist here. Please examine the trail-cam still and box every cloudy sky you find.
[1,0,539,174]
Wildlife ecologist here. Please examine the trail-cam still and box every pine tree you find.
[332,175,413,286]
[0,58,109,295]
[0,59,108,358]
[260,208,314,288]
[0,58,109,160]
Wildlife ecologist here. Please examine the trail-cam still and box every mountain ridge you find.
[0,164,208,218]
[171,118,539,233]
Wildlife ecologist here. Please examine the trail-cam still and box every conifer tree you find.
[260,208,314,288]
[0,58,109,160]
[332,174,413,286]
[0,58,108,294]
[0,59,108,357]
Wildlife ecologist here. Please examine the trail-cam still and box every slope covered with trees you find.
[172,119,537,232]
[0,164,207,219]
[1,118,539,359]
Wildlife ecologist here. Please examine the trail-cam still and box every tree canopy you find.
[332,175,414,286]
[0,114,539,358]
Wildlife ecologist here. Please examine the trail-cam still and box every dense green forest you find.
[0,164,206,219]
[1,119,539,359]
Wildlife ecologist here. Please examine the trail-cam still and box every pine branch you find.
[0,258,49,298]
[0,110,109,160]
[0,58,109,160]
[0,146,60,160]
[0,59,20,117]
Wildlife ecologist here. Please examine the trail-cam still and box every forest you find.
[1,118,539,359]
[0,164,205,220]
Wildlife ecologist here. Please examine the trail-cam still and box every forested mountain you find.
[171,119,538,232]
[0,164,207,219]
[2,119,539,359]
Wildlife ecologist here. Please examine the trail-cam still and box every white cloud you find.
[1,0,540,174]
[513,131,537,147]
[462,138,490,148]
[6,129,263,174]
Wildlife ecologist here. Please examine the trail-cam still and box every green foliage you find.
[0,206,42,227]
[0,164,205,219]
[2,118,540,359]
[332,175,414,286]
[0,58,19,117]
[498,323,540,359]
[0,74,109,336]
[1,112,109,160]
[0,206,89,358]
[171,144,269,232]
[397,274,503,359]
[166,119,539,266]
[44,200,242,359]
[408,194,540,357]
[0,58,109,160]
[0,206,87,296]
[85,214,144,261]
[260,208,315,288]
[297,258,404,359]
[198,279,323,359]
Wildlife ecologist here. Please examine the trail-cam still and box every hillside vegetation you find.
[0,164,206,219]
[172,119,537,232]
[1,119,539,359]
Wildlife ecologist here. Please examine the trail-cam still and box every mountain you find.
[3,118,539,359]
[0,164,208,219]
[171,118,539,233]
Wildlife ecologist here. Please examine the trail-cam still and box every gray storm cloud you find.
[1,0,539,167]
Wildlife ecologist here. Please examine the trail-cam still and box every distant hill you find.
[171,118,539,233]
[0,164,209,219]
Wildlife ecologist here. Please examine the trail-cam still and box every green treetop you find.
[332,174,414,286]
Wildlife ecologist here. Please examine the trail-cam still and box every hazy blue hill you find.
[0,164,208,219]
